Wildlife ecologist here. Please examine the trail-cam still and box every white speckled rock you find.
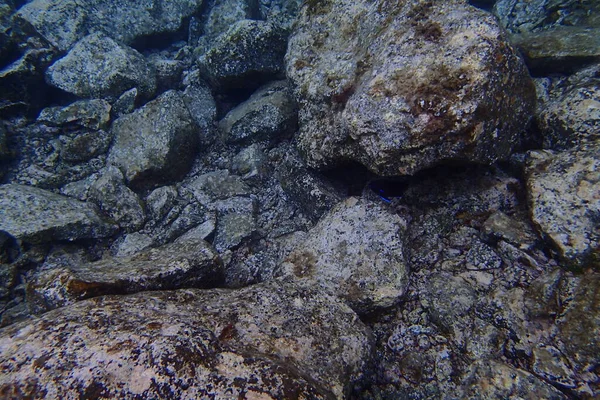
[525,145,600,269]
[280,197,409,314]
[0,184,117,244]
[0,280,372,399]
[286,0,535,176]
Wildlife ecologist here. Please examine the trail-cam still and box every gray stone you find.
[182,81,217,145]
[113,232,154,257]
[187,169,253,204]
[108,90,199,188]
[0,184,117,244]
[202,0,257,40]
[146,185,178,222]
[148,56,184,93]
[27,238,223,314]
[88,166,146,232]
[37,99,112,130]
[111,88,138,117]
[259,0,301,32]
[46,33,156,99]
[0,123,9,162]
[525,147,600,268]
[286,0,535,176]
[60,129,112,163]
[536,63,600,150]
[213,196,257,252]
[219,80,297,145]
[0,280,372,399]
[198,20,287,91]
[231,144,268,181]
[281,197,409,314]
[15,0,205,52]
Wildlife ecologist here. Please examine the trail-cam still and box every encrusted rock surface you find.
[27,238,223,314]
[286,0,535,176]
[525,146,600,269]
[281,197,409,314]
[108,90,199,188]
[46,32,156,99]
[0,280,372,399]
[0,183,117,243]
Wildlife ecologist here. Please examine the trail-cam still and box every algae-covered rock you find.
[286,0,535,175]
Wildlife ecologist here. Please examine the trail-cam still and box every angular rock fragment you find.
[281,197,409,314]
[0,184,116,243]
[1,281,372,399]
[525,146,600,268]
[108,90,199,188]
[286,0,535,175]
[27,238,223,314]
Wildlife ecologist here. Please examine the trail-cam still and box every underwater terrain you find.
[0,0,598,398]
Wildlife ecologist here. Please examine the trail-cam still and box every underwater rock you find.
[0,280,372,399]
[0,183,117,244]
[108,90,199,189]
[182,80,217,145]
[37,99,112,131]
[88,166,146,233]
[281,197,409,314]
[525,146,600,269]
[15,0,204,52]
[27,238,223,314]
[201,0,258,40]
[286,0,535,176]
[198,19,287,91]
[259,0,301,32]
[535,63,600,150]
[219,80,297,145]
[46,33,156,99]
[213,196,257,252]
[187,169,253,204]
[276,147,343,222]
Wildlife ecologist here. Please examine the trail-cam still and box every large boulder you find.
[286,0,535,176]
[108,90,199,189]
[525,146,600,269]
[0,184,117,244]
[0,281,372,399]
[280,197,409,314]
[15,0,204,52]
[27,238,223,314]
[46,33,156,99]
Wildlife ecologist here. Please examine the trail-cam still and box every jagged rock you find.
[88,166,146,232]
[146,185,179,222]
[281,197,409,314]
[213,196,257,252]
[231,144,268,181]
[152,201,212,246]
[198,19,287,91]
[1,281,372,399]
[535,63,600,150]
[182,80,217,145]
[201,0,258,40]
[15,0,205,52]
[59,129,112,163]
[112,87,138,117]
[147,56,184,93]
[46,33,156,99]
[108,90,199,188]
[187,169,253,204]
[525,146,600,268]
[0,184,117,244]
[286,0,535,176]
[219,80,297,145]
[112,232,154,257]
[37,99,112,131]
[276,147,342,221]
[27,238,223,314]
[259,0,301,32]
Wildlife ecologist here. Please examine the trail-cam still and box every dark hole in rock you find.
[321,161,374,197]
[369,178,410,203]
[468,0,497,11]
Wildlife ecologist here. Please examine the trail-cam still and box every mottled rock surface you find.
[198,20,287,91]
[286,0,535,176]
[0,184,116,243]
[281,197,409,314]
[37,99,111,131]
[0,281,372,399]
[16,0,204,52]
[108,90,199,188]
[525,147,600,269]
[46,33,156,99]
[219,80,297,144]
[27,238,223,314]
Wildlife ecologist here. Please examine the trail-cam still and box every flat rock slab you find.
[526,146,600,269]
[281,197,409,314]
[0,184,116,243]
[27,238,223,314]
[0,281,372,399]
[286,0,535,176]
